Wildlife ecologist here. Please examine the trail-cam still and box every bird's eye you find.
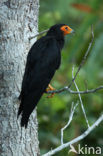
[65,27,68,30]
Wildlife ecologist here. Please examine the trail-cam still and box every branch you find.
[61,102,79,145]
[42,114,103,156]
[29,29,49,40]
[46,85,103,94]
[68,25,94,88]
[72,66,90,128]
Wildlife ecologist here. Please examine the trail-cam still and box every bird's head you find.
[60,25,74,35]
[47,24,74,39]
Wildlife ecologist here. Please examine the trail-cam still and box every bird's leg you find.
[46,84,55,98]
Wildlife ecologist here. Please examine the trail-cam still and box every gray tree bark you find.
[0,0,39,156]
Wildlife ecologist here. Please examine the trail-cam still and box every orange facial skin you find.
[60,25,73,35]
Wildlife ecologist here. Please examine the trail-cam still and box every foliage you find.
[38,0,103,155]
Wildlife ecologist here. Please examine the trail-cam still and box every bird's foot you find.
[46,84,55,98]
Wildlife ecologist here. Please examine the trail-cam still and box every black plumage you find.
[18,24,73,128]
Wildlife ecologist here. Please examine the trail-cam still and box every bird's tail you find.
[21,110,31,128]
[18,91,43,128]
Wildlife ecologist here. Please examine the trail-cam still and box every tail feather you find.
[18,91,43,128]
[21,111,30,128]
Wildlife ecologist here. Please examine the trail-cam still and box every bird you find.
[18,24,74,128]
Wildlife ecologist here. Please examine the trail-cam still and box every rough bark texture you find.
[0,0,39,156]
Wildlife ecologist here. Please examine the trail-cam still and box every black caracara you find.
[18,24,74,128]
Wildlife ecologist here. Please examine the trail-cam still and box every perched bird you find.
[18,24,74,128]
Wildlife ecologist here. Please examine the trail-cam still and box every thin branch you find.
[68,25,94,89]
[72,66,90,128]
[61,102,79,145]
[66,86,103,94]
[46,85,103,94]
[29,29,49,40]
[42,114,103,156]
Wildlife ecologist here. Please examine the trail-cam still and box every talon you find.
[46,84,55,98]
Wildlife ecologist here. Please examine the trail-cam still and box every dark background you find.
[38,0,103,155]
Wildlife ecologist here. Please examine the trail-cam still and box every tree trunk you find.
[0,0,39,156]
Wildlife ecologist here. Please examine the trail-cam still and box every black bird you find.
[18,24,74,128]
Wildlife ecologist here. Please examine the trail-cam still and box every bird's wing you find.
[21,37,60,95]
[18,37,61,127]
